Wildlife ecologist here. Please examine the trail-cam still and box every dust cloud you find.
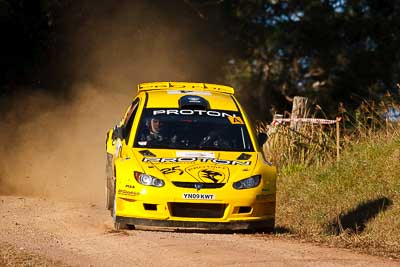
[0,2,227,204]
[0,87,122,203]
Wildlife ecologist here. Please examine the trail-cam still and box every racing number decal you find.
[160,166,184,175]
[227,116,244,125]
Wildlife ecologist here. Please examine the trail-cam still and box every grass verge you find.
[275,131,400,259]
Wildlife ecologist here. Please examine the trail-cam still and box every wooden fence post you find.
[290,96,309,130]
[336,117,340,161]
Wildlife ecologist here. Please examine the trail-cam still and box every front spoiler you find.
[116,216,274,230]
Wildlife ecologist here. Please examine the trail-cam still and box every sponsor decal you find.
[142,157,251,166]
[125,184,135,189]
[199,169,223,183]
[167,90,212,96]
[176,151,215,158]
[183,193,215,200]
[118,189,140,196]
[160,166,184,175]
[227,116,244,125]
[186,164,230,183]
[152,109,237,118]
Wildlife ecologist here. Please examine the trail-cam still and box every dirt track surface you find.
[0,196,398,267]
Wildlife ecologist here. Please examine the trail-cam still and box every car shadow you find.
[325,197,393,235]
[273,226,292,234]
[132,225,292,235]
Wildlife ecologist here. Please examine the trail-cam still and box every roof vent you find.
[178,95,209,110]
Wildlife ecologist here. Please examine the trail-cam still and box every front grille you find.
[172,182,225,189]
[170,203,227,218]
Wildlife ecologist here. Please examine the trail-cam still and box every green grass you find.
[275,131,400,258]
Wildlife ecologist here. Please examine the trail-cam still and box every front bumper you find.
[114,194,276,230]
[116,216,275,230]
[115,176,276,229]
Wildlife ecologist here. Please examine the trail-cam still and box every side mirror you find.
[112,126,124,140]
[257,133,268,147]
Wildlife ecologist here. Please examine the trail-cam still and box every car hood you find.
[131,149,258,183]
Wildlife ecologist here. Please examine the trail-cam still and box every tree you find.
[224,0,400,119]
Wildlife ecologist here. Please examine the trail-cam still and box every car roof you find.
[138,82,239,111]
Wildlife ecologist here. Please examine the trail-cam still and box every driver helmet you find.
[149,118,161,134]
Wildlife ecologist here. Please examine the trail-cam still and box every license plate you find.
[182,193,215,200]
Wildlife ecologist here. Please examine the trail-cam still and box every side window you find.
[123,99,139,142]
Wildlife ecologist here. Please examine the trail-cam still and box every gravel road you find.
[1,196,398,267]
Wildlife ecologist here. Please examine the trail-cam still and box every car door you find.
[105,98,140,210]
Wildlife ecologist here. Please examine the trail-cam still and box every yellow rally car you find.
[105,82,276,231]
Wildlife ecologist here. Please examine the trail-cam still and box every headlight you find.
[134,171,165,187]
[233,175,261,190]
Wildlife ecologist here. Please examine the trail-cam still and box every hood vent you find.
[139,150,156,157]
[237,153,251,160]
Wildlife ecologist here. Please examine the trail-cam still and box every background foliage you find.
[224,0,400,118]
[1,0,400,119]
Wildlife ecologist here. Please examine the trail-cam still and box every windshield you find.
[134,108,254,151]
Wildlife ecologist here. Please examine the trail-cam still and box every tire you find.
[114,221,134,230]
[105,153,114,210]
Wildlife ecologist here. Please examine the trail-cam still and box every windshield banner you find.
[152,109,237,118]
